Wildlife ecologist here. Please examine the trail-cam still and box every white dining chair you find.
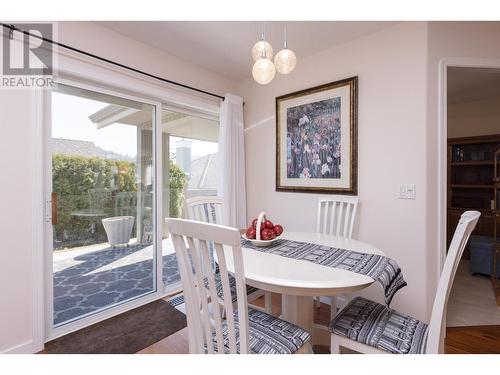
[185,196,224,224]
[329,210,480,354]
[185,196,273,314]
[167,218,313,354]
[315,196,360,318]
[316,196,359,238]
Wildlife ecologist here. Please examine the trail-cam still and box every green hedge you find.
[169,160,187,219]
[52,154,187,249]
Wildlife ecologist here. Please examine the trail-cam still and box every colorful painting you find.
[286,97,341,179]
[276,77,358,194]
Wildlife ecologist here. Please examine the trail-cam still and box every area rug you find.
[447,260,500,327]
[53,243,181,325]
[45,299,186,354]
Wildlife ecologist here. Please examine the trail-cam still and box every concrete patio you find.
[53,238,181,325]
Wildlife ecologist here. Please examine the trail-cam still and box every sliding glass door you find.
[160,108,219,295]
[46,79,220,338]
[49,82,160,330]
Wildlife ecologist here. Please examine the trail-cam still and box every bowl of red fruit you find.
[242,212,284,247]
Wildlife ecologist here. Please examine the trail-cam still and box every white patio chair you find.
[167,218,312,354]
[314,196,360,318]
[185,196,273,314]
[329,210,480,354]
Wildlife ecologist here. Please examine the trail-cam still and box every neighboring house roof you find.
[52,138,133,161]
[189,153,217,190]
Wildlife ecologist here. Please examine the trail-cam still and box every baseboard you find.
[1,340,35,354]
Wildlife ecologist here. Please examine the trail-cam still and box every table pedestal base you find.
[312,324,330,347]
[282,295,331,348]
[282,295,314,333]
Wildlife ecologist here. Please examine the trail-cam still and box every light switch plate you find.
[399,184,416,200]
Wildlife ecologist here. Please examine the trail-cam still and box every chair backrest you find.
[185,196,224,225]
[167,218,250,354]
[426,210,481,353]
[316,196,359,238]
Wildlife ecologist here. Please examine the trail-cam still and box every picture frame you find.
[275,76,358,194]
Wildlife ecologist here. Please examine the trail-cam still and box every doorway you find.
[444,66,500,331]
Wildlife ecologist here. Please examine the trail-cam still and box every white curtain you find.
[218,94,247,228]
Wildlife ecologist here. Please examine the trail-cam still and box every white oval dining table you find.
[224,230,386,345]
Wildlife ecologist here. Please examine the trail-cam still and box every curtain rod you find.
[1,23,226,101]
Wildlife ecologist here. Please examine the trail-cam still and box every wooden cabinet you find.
[495,146,500,239]
[494,146,500,305]
[447,135,500,258]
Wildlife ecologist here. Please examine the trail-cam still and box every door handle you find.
[52,192,58,225]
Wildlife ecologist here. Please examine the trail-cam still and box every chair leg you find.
[334,294,352,315]
[330,296,337,320]
[296,342,314,354]
[264,292,273,314]
[217,298,227,319]
[314,296,321,308]
[330,334,340,354]
[279,294,285,318]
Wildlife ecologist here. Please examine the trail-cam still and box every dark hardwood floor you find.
[445,325,500,354]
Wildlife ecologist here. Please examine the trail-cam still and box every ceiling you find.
[95,21,396,81]
[448,67,500,103]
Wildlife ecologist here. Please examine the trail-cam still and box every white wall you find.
[236,22,430,320]
[448,96,500,138]
[0,22,236,354]
[0,89,36,353]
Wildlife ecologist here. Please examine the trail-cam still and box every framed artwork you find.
[275,76,358,194]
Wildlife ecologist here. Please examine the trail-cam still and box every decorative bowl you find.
[241,211,282,247]
[241,233,282,247]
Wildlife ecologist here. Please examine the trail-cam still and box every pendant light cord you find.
[284,25,288,49]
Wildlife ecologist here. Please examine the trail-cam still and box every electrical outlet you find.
[399,184,416,200]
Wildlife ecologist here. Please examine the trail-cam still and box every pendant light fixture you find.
[251,31,273,62]
[251,24,297,85]
[252,48,276,85]
[274,26,296,75]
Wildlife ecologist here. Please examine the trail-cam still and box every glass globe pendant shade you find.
[252,58,276,85]
[251,40,273,62]
[274,48,297,75]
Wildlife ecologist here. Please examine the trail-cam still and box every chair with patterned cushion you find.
[167,218,312,354]
[329,210,480,354]
[315,195,360,318]
[185,196,273,314]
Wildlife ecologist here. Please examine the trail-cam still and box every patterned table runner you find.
[241,239,406,306]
